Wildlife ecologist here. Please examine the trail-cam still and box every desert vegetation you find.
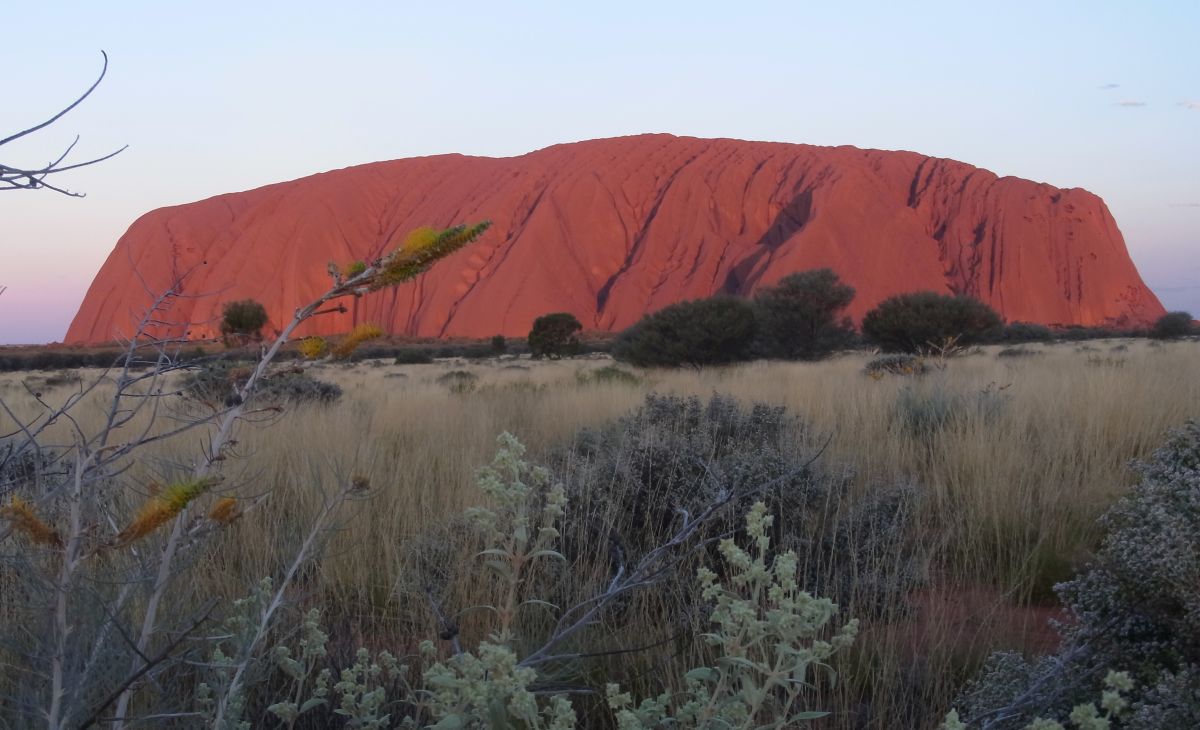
[3,331,1198,727]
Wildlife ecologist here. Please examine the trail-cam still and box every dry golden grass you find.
[2,338,1197,727]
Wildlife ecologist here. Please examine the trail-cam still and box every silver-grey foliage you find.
[958,420,1200,729]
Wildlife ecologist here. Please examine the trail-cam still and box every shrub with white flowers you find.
[951,420,1200,729]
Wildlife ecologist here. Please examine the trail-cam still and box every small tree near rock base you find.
[529,313,582,359]
[862,291,1001,353]
[1150,311,1195,340]
[220,299,269,346]
[753,268,856,360]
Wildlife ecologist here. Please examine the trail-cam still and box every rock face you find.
[67,134,1164,343]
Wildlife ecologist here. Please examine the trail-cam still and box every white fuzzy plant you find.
[250,433,859,729]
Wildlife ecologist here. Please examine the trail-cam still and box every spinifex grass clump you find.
[437,369,479,394]
[865,353,929,378]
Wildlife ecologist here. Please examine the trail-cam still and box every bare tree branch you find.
[0,50,127,197]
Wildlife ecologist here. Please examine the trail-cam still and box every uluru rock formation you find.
[67,134,1164,343]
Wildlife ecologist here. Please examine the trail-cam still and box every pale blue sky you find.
[1,1,1196,344]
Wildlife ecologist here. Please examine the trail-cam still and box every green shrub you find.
[0,350,128,372]
[955,421,1200,728]
[1150,311,1195,340]
[490,334,507,355]
[1001,322,1055,343]
[612,296,756,368]
[862,292,1002,353]
[219,299,269,345]
[529,312,583,359]
[393,347,433,364]
[1059,325,1121,342]
[753,268,856,360]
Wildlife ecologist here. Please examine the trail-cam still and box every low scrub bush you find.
[393,347,434,364]
[576,364,641,386]
[892,383,1009,441]
[554,394,920,619]
[1085,355,1126,369]
[865,354,929,378]
[997,347,1041,359]
[953,421,1200,728]
[437,369,478,393]
[0,349,127,372]
[185,362,343,405]
[1001,322,1055,343]
[1151,311,1196,340]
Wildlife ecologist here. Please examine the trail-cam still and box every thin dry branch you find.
[0,51,127,196]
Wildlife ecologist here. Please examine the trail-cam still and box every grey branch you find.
[0,51,127,196]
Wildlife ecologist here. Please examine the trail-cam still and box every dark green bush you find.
[752,269,855,360]
[861,292,1002,353]
[393,348,434,364]
[612,296,756,368]
[1001,322,1054,342]
[528,313,583,359]
[1151,311,1196,340]
[490,335,507,355]
[0,350,127,372]
[219,299,269,345]
[1059,325,1123,342]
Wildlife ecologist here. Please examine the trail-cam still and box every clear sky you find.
[1,1,1196,344]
